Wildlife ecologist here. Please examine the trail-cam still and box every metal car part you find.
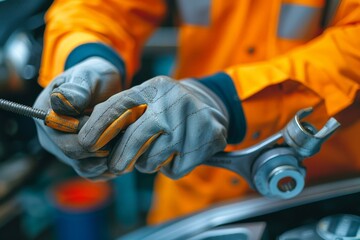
[187,222,267,240]
[278,224,323,240]
[252,147,306,199]
[278,214,360,240]
[119,177,360,240]
[316,214,360,240]
[205,107,340,199]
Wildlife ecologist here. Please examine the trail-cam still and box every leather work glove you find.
[33,57,121,179]
[78,76,229,179]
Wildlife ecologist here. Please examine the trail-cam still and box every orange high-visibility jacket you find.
[40,0,360,225]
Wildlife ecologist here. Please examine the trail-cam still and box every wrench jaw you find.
[282,107,341,158]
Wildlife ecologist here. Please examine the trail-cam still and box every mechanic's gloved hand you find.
[33,57,121,179]
[79,76,229,179]
[50,57,122,116]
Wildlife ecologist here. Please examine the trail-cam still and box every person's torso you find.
[173,0,359,182]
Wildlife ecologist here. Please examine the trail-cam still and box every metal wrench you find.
[0,98,341,199]
[205,107,340,199]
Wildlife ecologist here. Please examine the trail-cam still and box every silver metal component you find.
[188,222,266,240]
[251,148,306,199]
[0,98,46,120]
[120,177,360,240]
[204,132,283,186]
[268,166,304,197]
[205,107,340,199]
[317,214,360,240]
[282,107,341,157]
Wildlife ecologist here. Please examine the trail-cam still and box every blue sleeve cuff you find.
[65,43,126,87]
[197,72,246,144]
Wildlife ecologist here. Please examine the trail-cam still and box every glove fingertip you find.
[51,92,81,116]
[50,81,92,116]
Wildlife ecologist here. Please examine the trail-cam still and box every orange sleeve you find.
[39,0,166,88]
[223,0,360,144]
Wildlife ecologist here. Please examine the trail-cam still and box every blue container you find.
[49,178,112,240]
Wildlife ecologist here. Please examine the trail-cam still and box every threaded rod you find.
[0,99,46,120]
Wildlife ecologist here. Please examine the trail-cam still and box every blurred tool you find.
[0,98,79,133]
[205,107,341,199]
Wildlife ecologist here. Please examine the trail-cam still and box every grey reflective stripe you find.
[177,0,211,26]
[322,0,341,27]
[278,4,323,40]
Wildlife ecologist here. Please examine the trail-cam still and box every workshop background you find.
[2,1,360,240]
[0,0,177,239]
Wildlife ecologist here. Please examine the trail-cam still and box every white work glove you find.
[78,76,229,179]
[33,57,121,179]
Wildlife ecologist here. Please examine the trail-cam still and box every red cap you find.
[53,178,111,211]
